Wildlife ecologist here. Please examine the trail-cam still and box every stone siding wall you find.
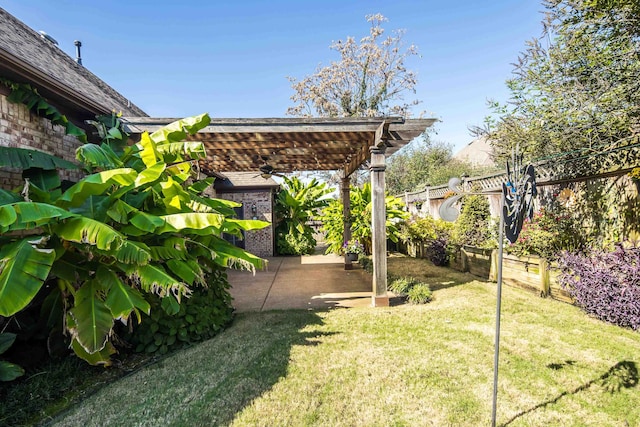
[217,190,275,257]
[0,92,85,190]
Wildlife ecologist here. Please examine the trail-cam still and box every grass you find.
[3,255,639,426]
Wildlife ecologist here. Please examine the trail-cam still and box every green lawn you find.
[46,257,639,427]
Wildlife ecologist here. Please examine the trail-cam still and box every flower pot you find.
[345,252,359,262]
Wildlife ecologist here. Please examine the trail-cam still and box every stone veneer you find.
[0,92,85,190]
[216,190,275,258]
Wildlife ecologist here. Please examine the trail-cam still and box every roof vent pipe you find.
[74,40,82,65]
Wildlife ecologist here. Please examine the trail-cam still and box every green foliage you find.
[275,176,332,255]
[483,0,640,160]
[398,216,455,265]
[406,283,433,304]
[450,194,495,248]
[507,205,588,260]
[0,112,268,366]
[128,269,233,355]
[386,136,498,195]
[388,276,432,304]
[320,183,409,255]
[0,333,24,382]
[388,277,419,295]
[0,78,87,143]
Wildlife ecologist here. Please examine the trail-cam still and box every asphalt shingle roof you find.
[0,7,146,117]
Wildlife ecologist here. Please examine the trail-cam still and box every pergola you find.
[121,116,437,306]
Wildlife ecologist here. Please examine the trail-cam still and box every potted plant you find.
[343,240,365,262]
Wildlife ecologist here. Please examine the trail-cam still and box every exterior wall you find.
[0,92,85,189]
[216,190,275,258]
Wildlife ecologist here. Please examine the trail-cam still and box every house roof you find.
[122,117,437,176]
[214,172,280,190]
[453,136,495,167]
[0,8,146,119]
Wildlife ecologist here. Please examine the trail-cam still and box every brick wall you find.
[216,190,275,257]
[0,92,85,190]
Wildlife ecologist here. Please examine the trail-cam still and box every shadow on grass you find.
[387,255,481,292]
[500,360,638,427]
[181,309,336,425]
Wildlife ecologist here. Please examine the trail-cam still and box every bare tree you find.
[287,14,421,118]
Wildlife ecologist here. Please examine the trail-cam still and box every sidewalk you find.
[227,252,373,312]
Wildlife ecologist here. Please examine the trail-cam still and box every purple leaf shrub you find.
[558,246,640,330]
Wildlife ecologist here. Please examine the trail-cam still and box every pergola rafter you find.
[121,116,437,306]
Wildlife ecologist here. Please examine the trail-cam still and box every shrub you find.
[276,230,316,255]
[407,284,433,304]
[399,217,454,265]
[558,245,640,330]
[359,254,373,273]
[508,206,587,260]
[450,194,495,248]
[126,269,233,355]
[388,277,419,295]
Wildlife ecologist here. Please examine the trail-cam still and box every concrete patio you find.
[227,252,373,312]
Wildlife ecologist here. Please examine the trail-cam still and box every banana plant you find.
[320,183,409,255]
[0,112,268,365]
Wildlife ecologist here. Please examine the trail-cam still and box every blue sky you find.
[3,1,543,152]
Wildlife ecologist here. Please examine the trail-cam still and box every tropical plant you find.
[287,14,420,118]
[0,112,268,365]
[0,333,24,382]
[275,176,332,255]
[320,183,408,255]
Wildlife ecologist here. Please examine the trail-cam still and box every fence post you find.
[489,249,498,281]
[539,258,550,297]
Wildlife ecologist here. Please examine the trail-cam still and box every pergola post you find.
[342,175,353,270]
[370,145,389,307]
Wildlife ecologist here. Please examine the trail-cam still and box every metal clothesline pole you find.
[492,196,506,427]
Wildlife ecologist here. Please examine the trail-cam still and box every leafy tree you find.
[287,13,420,118]
[481,0,640,160]
[275,176,332,255]
[0,113,267,365]
[386,135,497,195]
[320,183,408,255]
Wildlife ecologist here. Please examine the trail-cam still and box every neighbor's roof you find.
[0,8,146,118]
[453,136,495,167]
[122,117,437,176]
[214,171,280,189]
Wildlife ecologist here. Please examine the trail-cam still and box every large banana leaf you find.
[106,199,137,224]
[99,266,150,323]
[23,168,62,202]
[120,263,189,301]
[0,238,55,316]
[135,163,166,187]
[0,146,78,170]
[148,237,189,261]
[0,190,21,206]
[165,161,193,183]
[166,259,204,285]
[188,194,238,217]
[188,178,215,194]
[69,195,111,221]
[156,141,206,163]
[70,338,115,366]
[136,132,159,168]
[204,235,265,272]
[68,280,113,354]
[0,202,73,231]
[57,168,137,208]
[76,143,123,170]
[149,113,211,145]
[106,240,151,265]
[156,212,225,234]
[55,217,124,251]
